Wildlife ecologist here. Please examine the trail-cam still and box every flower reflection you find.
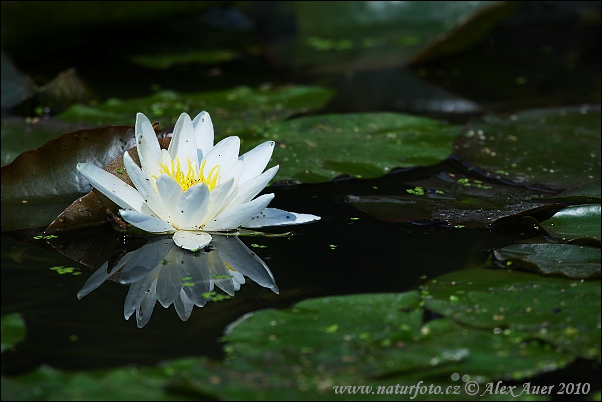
[77,235,278,328]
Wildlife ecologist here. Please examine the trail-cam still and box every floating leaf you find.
[165,291,570,400]
[454,106,601,189]
[538,204,601,244]
[423,268,601,359]
[539,181,601,204]
[1,117,92,167]
[56,86,335,134]
[261,1,517,73]
[253,113,461,182]
[1,125,137,198]
[347,172,559,228]
[0,125,140,231]
[1,313,26,353]
[493,244,601,279]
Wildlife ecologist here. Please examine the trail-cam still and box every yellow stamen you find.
[154,157,220,192]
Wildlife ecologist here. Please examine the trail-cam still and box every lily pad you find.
[423,268,601,359]
[538,204,601,244]
[347,172,559,228]
[539,181,601,204]
[1,117,93,167]
[56,86,335,135]
[1,313,26,353]
[253,113,461,182]
[261,1,517,73]
[454,106,601,189]
[493,244,601,279]
[1,125,137,199]
[163,291,570,400]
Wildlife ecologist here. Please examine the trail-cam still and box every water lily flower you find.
[77,236,279,327]
[76,112,320,251]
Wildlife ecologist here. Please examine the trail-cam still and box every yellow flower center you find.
[156,157,220,192]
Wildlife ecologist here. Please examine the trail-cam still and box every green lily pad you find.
[539,181,601,204]
[262,1,517,73]
[254,113,461,182]
[1,313,26,353]
[56,86,335,136]
[423,268,601,359]
[347,172,559,228]
[162,291,569,400]
[493,244,601,279]
[454,106,601,189]
[538,204,601,244]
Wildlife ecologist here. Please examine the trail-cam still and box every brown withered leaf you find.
[44,137,170,234]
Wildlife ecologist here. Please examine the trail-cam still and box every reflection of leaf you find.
[493,243,600,279]
[252,113,461,182]
[537,204,601,244]
[347,172,560,228]
[57,86,335,134]
[423,268,601,359]
[454,107,601,189]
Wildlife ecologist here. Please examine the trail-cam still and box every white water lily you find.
[77,112,320,251]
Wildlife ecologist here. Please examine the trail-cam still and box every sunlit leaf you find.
[454,106,601,189]
[423,268,601,359]
[538,204,601,244]
[164,291,570,400]
[254,113,461,182]
[493,244,601,279]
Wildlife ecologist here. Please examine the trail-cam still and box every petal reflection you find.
[78,235,278,328]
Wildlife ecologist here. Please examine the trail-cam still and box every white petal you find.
[175,183,210,230]
[120,209,174,233]
[203,193,275,231]
[224,165,279,208]
[168,113,198,166]
[77,163,149,213]
[192,111,214,159]
[219,159,244,186]
[238,141,275,184]
[173,230,212,252]
[155,174,183,227]
[135,113,161,178]
[123,152,169,221]
[204,178,235,224]
[202,136,240,178]
[242,208,321,228]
